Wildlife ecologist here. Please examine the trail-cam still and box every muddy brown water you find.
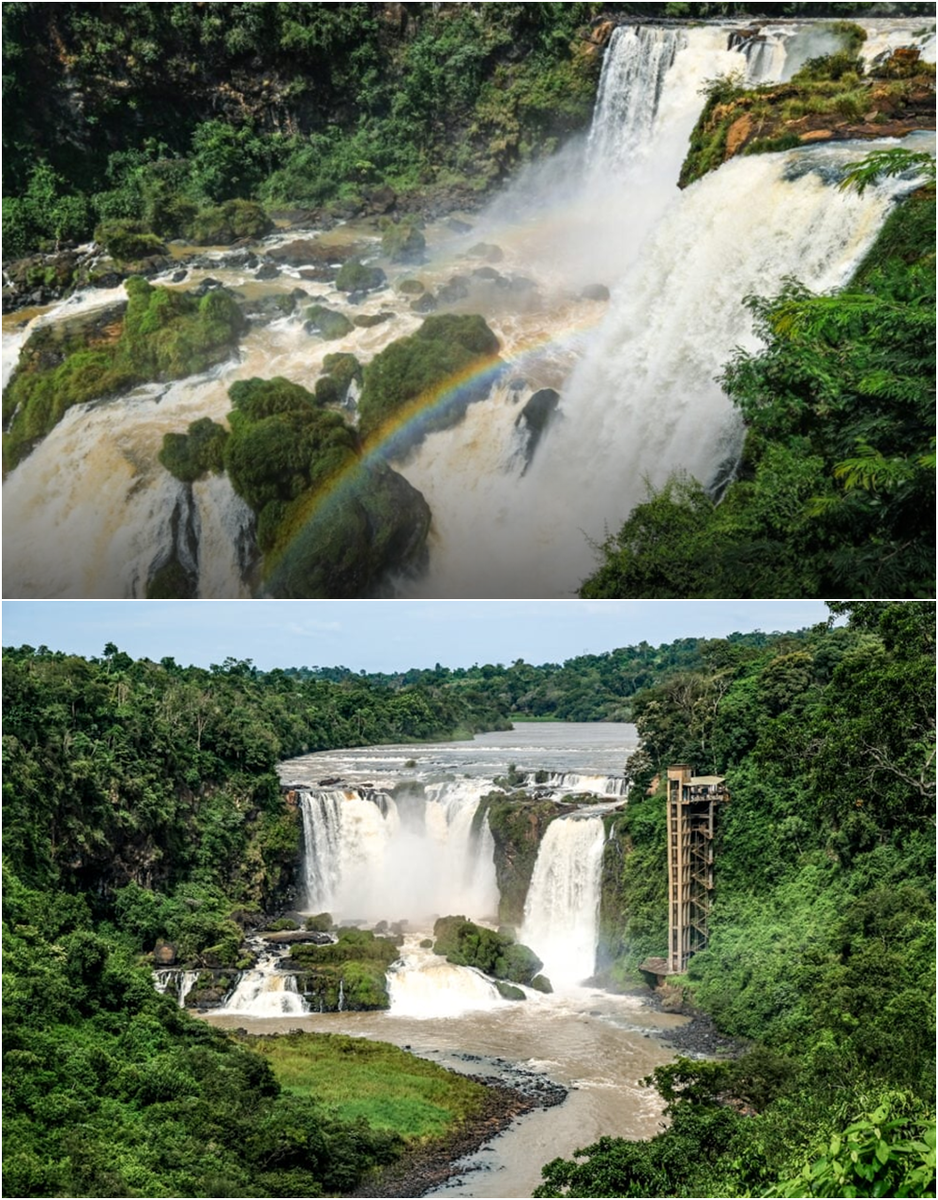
[204,987,688,1198]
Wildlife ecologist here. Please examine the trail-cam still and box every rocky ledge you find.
[680,46,936,188]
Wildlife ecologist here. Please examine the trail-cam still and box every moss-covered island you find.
[3,277,245,473]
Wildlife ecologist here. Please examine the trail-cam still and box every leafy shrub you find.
[159,417,229,483]
[433,915,543,986]
[94,220,167,259]
[186,200,273,245]
[768,1095,936,1198]
[792,52,865,83]
[357,313,500,442]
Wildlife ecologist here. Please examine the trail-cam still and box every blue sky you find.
[1,600,833,673]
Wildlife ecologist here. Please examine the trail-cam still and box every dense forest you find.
[579,143,936,600]
[3,601,935,1196]
[5,2,933,260]
[280,627,801,720]
[545,601,936,1196]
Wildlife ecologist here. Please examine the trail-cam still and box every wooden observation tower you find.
[666,765,730,973]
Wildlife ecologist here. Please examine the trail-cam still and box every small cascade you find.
[223,970,308,1016]
[178,970,200,1009]
[388,938,505,1018]
[730,28,790,83]
[524,771,627,798]
[587,26,687,172]
[520,816,606,988]
[154,968,201,1009]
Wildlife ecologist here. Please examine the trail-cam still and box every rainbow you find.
[265,304,609,582]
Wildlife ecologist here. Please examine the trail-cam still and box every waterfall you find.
[402,140,912,599]
[586,26,688,172]
[388,937,505,1017]
[298,782,497,923]
[153,968,201,1008]
[5,18,929,600]
[525,771,627,798]
[520,816,606,988]
[223,969,309,1016]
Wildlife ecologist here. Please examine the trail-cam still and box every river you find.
[202,722,688,1197]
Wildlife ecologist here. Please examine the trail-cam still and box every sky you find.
[1,600,834,673]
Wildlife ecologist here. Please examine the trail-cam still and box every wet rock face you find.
[263,461,431,599]
[515,388,561,474]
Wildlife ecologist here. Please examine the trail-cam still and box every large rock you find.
[263,461,431,598]
[466,242,504,264]
[516,388,560,474]
[335,258,387,293]
[304,304,354,340]
[268,239,357,268]
[381,222,426,264]
[154,940,177,965]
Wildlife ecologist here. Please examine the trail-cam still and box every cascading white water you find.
[388,936,506,1018]
[301,788,398,914]
[299,782,498,923]
[402,139,907,597]
[154,968,201,1008]
[4,18,930,599]
[223,969,309,1016]
[526,771,627,798]
[586,27,688,172]
[520,816,606,989]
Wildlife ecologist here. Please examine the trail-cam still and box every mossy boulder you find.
[3,277,244,473]
[222,376,359,524]
[397,278,426,296]
[381,222,426,264]
[357,313,501,447]
[432,915,543,986]
[146,557,198,600]
[94,220,167,260]
[305,304,354,340]
[495,980,526,1001]
[288,929,401,1010]
[159,417,229,483]
[186,200,274,245]
[315,353,363,407]
[353,311,395,329]
[466,242,504,264]
[262,459,431,598]
[335,258,386,293]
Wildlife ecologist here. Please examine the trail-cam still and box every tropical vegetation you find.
[542,601,936,1196]
[581,149,936,599]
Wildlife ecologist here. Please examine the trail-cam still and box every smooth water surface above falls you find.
[4,18,932,598]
